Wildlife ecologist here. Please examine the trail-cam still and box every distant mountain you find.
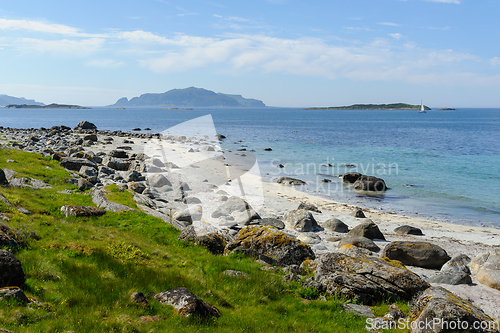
[0,94,44,107]
[110,87,266,107]
[306,103,431,111]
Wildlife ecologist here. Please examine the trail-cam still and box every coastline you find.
[1,123,499,320]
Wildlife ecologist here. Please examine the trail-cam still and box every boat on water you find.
[419,100,426,113]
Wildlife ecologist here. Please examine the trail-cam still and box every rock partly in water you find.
[342,172,362,184]
[155,287,221,318]
[282,209,319,232]
[382,241,450,269]
[74,120,97,131]
[224,225,315,266]
[353,175,387,192]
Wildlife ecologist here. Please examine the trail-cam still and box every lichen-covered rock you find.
[337,244,374,258]
[409,286,497,333]
[323,218,349,233]
[476,249,500,291]
[347,222,385,240]
[382,241,450,269]
[471,252,490,275]
[60,205,106,217]
[283,209,319,232]
[224,225,315,266]
[309,252,430,305]
[155,287,221,318]
[0,250,25,288]
[338,236,380,252]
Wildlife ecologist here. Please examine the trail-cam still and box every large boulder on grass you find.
[0,250,25,288]
[308,252,430,305]
[0,169,8,186]
[155,287,221,318]
[224,225,315,266]
[382,241,450,269]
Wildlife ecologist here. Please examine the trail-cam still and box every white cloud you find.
[389,33,403,39]
[117,30,214,46]
[491,57,500,67]
[379,22,401,27]
[18,38,105,55]
[424,0,460,3]
[0,18,104,37]
[87,59,125,68]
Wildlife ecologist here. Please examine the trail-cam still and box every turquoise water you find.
[1,107,499,227]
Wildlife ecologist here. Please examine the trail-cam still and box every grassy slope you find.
[0,148,408,332]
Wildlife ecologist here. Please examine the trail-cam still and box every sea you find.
[1,106,499,228]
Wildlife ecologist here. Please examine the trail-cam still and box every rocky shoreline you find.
[1,120,500,330]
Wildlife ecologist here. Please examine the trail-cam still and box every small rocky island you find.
[306,103,431,111]
[4,103,90,109]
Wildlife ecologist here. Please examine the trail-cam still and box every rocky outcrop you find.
[0,223,18,249]
[60,205,106,217]
[0,250,25,288]
[382,241,450,269]
[353,175,387,192]
[155,287,221,318]
[224,225,315,266]
[409,286,497,333]
[282,209,319,232]
[308,252,430,305]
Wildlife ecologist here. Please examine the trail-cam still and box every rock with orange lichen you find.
[224,225,315,266]
[308,252,429,305]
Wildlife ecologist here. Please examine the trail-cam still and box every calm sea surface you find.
[1,107,499,227]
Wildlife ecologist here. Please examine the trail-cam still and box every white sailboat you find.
[419,100,426,113]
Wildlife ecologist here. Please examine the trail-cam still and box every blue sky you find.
[1,0,499,107]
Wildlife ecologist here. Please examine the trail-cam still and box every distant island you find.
[110,87,266,108]
[306,103,431,111]
[0,94,44,107]
[4,103,90,109]
[437,107,456,110]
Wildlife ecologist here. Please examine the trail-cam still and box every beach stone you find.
[102,156,130,171]
[352,209,366,218]
[0,169,8,186]
[257,218,285,230]
[409,286,496,333]
[323,218,349,232]
[224,225,315,266]
[470,252,490,274]
[382,241,450,269]
[0,250,26,288]
[98,165,115,176]
[353,175,387,192]
[337,244,374,258]
[476,249,500,291]
[283,209,319,232]
[151,158,165,168]
[342,172,362,184]
[74,120,97,131]
[308,252,429,305]
[440,254,471,275]
[0,287,29,304]
[83,134,97,142]
[211,196,252,218]
[297,202,322,213]
[297,233,322,245]
[60,157,96,171]
[277,177,307,186]
[427,272,472,285]
[108,150,129,158]
[338,236,380,252]
[346,222,385,240]
[182,196,202,204]
[60,205,105,217]
[232,209,261,225]
[146,174,172,188]
[394,225,423,236]
[173,206,202,224]
[155,287,221,318]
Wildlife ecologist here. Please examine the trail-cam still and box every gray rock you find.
[60,205,106,217]
[476,249,500,292]
[382,241,450,269]
[102,156,130,171]
[74,120,97,131]
[60,157,96,172]
[155,287,221,318]
[123,170,144,182]
[409,286,496,333]
[346,222,385,240]
[108,150,129,158]
[283,209,319,232]
[133,193,157,209]
[338,236,380,252]
[277,177,307,185]
[83,134,97,142]
[0,287,29,304]
[211,196,252,217]
[323,218,349,232]
[146,174,172,188]
[173,206,202,224]
[353,175,387,191]
[0,223,18,249]
[352,209,366,218]
[428,272,472,285]
[283,264,307,276]
[98,165,115,176]
[183,197,202,204]
[130,291,148,305]
[297,202,322,213]
[441,254,471,275]
[0,250,25,288]
[78,178,93,191]
[337,243,374,258]
[343,303,374,318]
[92,188,135,213]
[470,252,490,275]
[79,166,97,178]
[394,225,423,236]
[256,218,285,230]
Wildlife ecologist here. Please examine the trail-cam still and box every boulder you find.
[78,178,93,191]
[470,252,490,274]
[146,174,172,188]
[337,244,374,258]
[0,286,29,304]
[476,249,500,291]
[427,272,472,285]
[394,225,424,236]
[382,241,450,269]
[0,169,8,186]
[256,218,285,230]
[352,209,366,218]
[60,157,96,171]
[224,225,315,266]
[123,170,144,182]
[342,172,362,184]
[323,218,349,233]
[282,209,319,232]
[440,254,471,275]
[297,202,322,213]
[155,287,221,318]
[130,291,148,305]
[343,303,374,318]
[353,175,387,192]
[308,252,430,305]
[108,150,129,158]
[74,120,97,131]
[409,286,496,333]
[0,223,18,249]
[60,205,106,217]
[338,236,380,252]
[0,250,25,288]
[211,196,252,217]
[347,222,385,240]
[83,134,97,142]
[79,166,98,178]
[173,206,202,224]
[277,177,307,186]
[102,156,131,171]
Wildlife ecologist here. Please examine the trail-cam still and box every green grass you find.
[0,148,409,332]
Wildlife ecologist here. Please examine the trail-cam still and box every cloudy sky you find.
[1,0,499,107]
